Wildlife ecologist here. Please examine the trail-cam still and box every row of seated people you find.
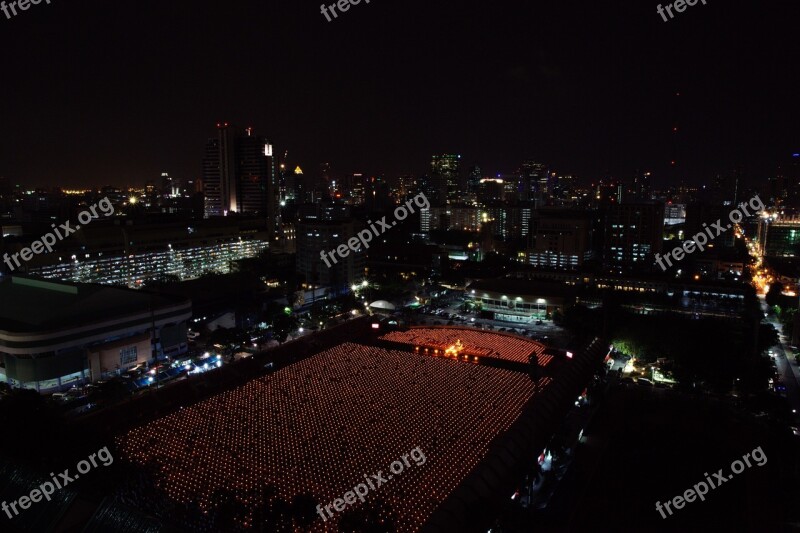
[117,343,549,532]
[380,328,554,367]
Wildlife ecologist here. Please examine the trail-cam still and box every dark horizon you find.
[0,0,798,188]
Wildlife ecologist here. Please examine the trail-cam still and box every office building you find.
[202,124,279,235]
[527,209,595,269]
[430,154,461,205]
[296,219,365,290]
[757,215,800,257]
[521,160,548,202]
[604,202,664,271]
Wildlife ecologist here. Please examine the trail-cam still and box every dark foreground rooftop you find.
[0,276,187,332]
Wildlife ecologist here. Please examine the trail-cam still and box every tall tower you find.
[430,154,461,205]
[521,160,547,203]
[202,123,237,217]
[237,127,277,216]
[202,123,279,233]
[467,164,482,203]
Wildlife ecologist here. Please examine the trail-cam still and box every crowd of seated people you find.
[117,343,549,532]
[380,328,554,367]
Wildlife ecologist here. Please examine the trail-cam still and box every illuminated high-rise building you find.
[203,123,236,217]
[528,209,595,269]
[757,215,800,257]
[430,154,461,205]
[628,171,653,202]
[296,219,365,291]
[467,165,482,202]
[521,160,548,202]
[202,124,280,235]
[350,173,366,205]
[604,202,665,272]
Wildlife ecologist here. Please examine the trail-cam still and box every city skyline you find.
[1,2,799,530]
[0,0,798,187]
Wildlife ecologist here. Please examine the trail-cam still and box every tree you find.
[291,493,319,529]
[210,489,244,531]
[766,282,784,307]
[264,302,300,343]
[208,327,249,349]
[757,323,780,355]
[339,498,397,532]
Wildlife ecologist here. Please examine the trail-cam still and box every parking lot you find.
[411,296,571,348]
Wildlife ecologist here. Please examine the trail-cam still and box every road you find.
[759,295,800,414]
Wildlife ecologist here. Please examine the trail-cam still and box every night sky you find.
[0,0,797,188]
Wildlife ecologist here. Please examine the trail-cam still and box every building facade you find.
[0,277,191,392]
[604,202,664,271]
[757,216,800,257]
[430,154,462,205]
[527,209,595,269]
[203,124,280,235]
[18,218,269,288]
[296,219,365,290]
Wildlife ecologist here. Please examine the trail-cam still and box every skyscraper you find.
[202,123,236,217]
[521,160,548,203]
[430,154,461,205]
[628,171,653,202]
[467,165,482,202]
[202,124,280,235]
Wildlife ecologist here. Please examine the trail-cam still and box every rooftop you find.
[467,278,574,298]
[0,276,188,332]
